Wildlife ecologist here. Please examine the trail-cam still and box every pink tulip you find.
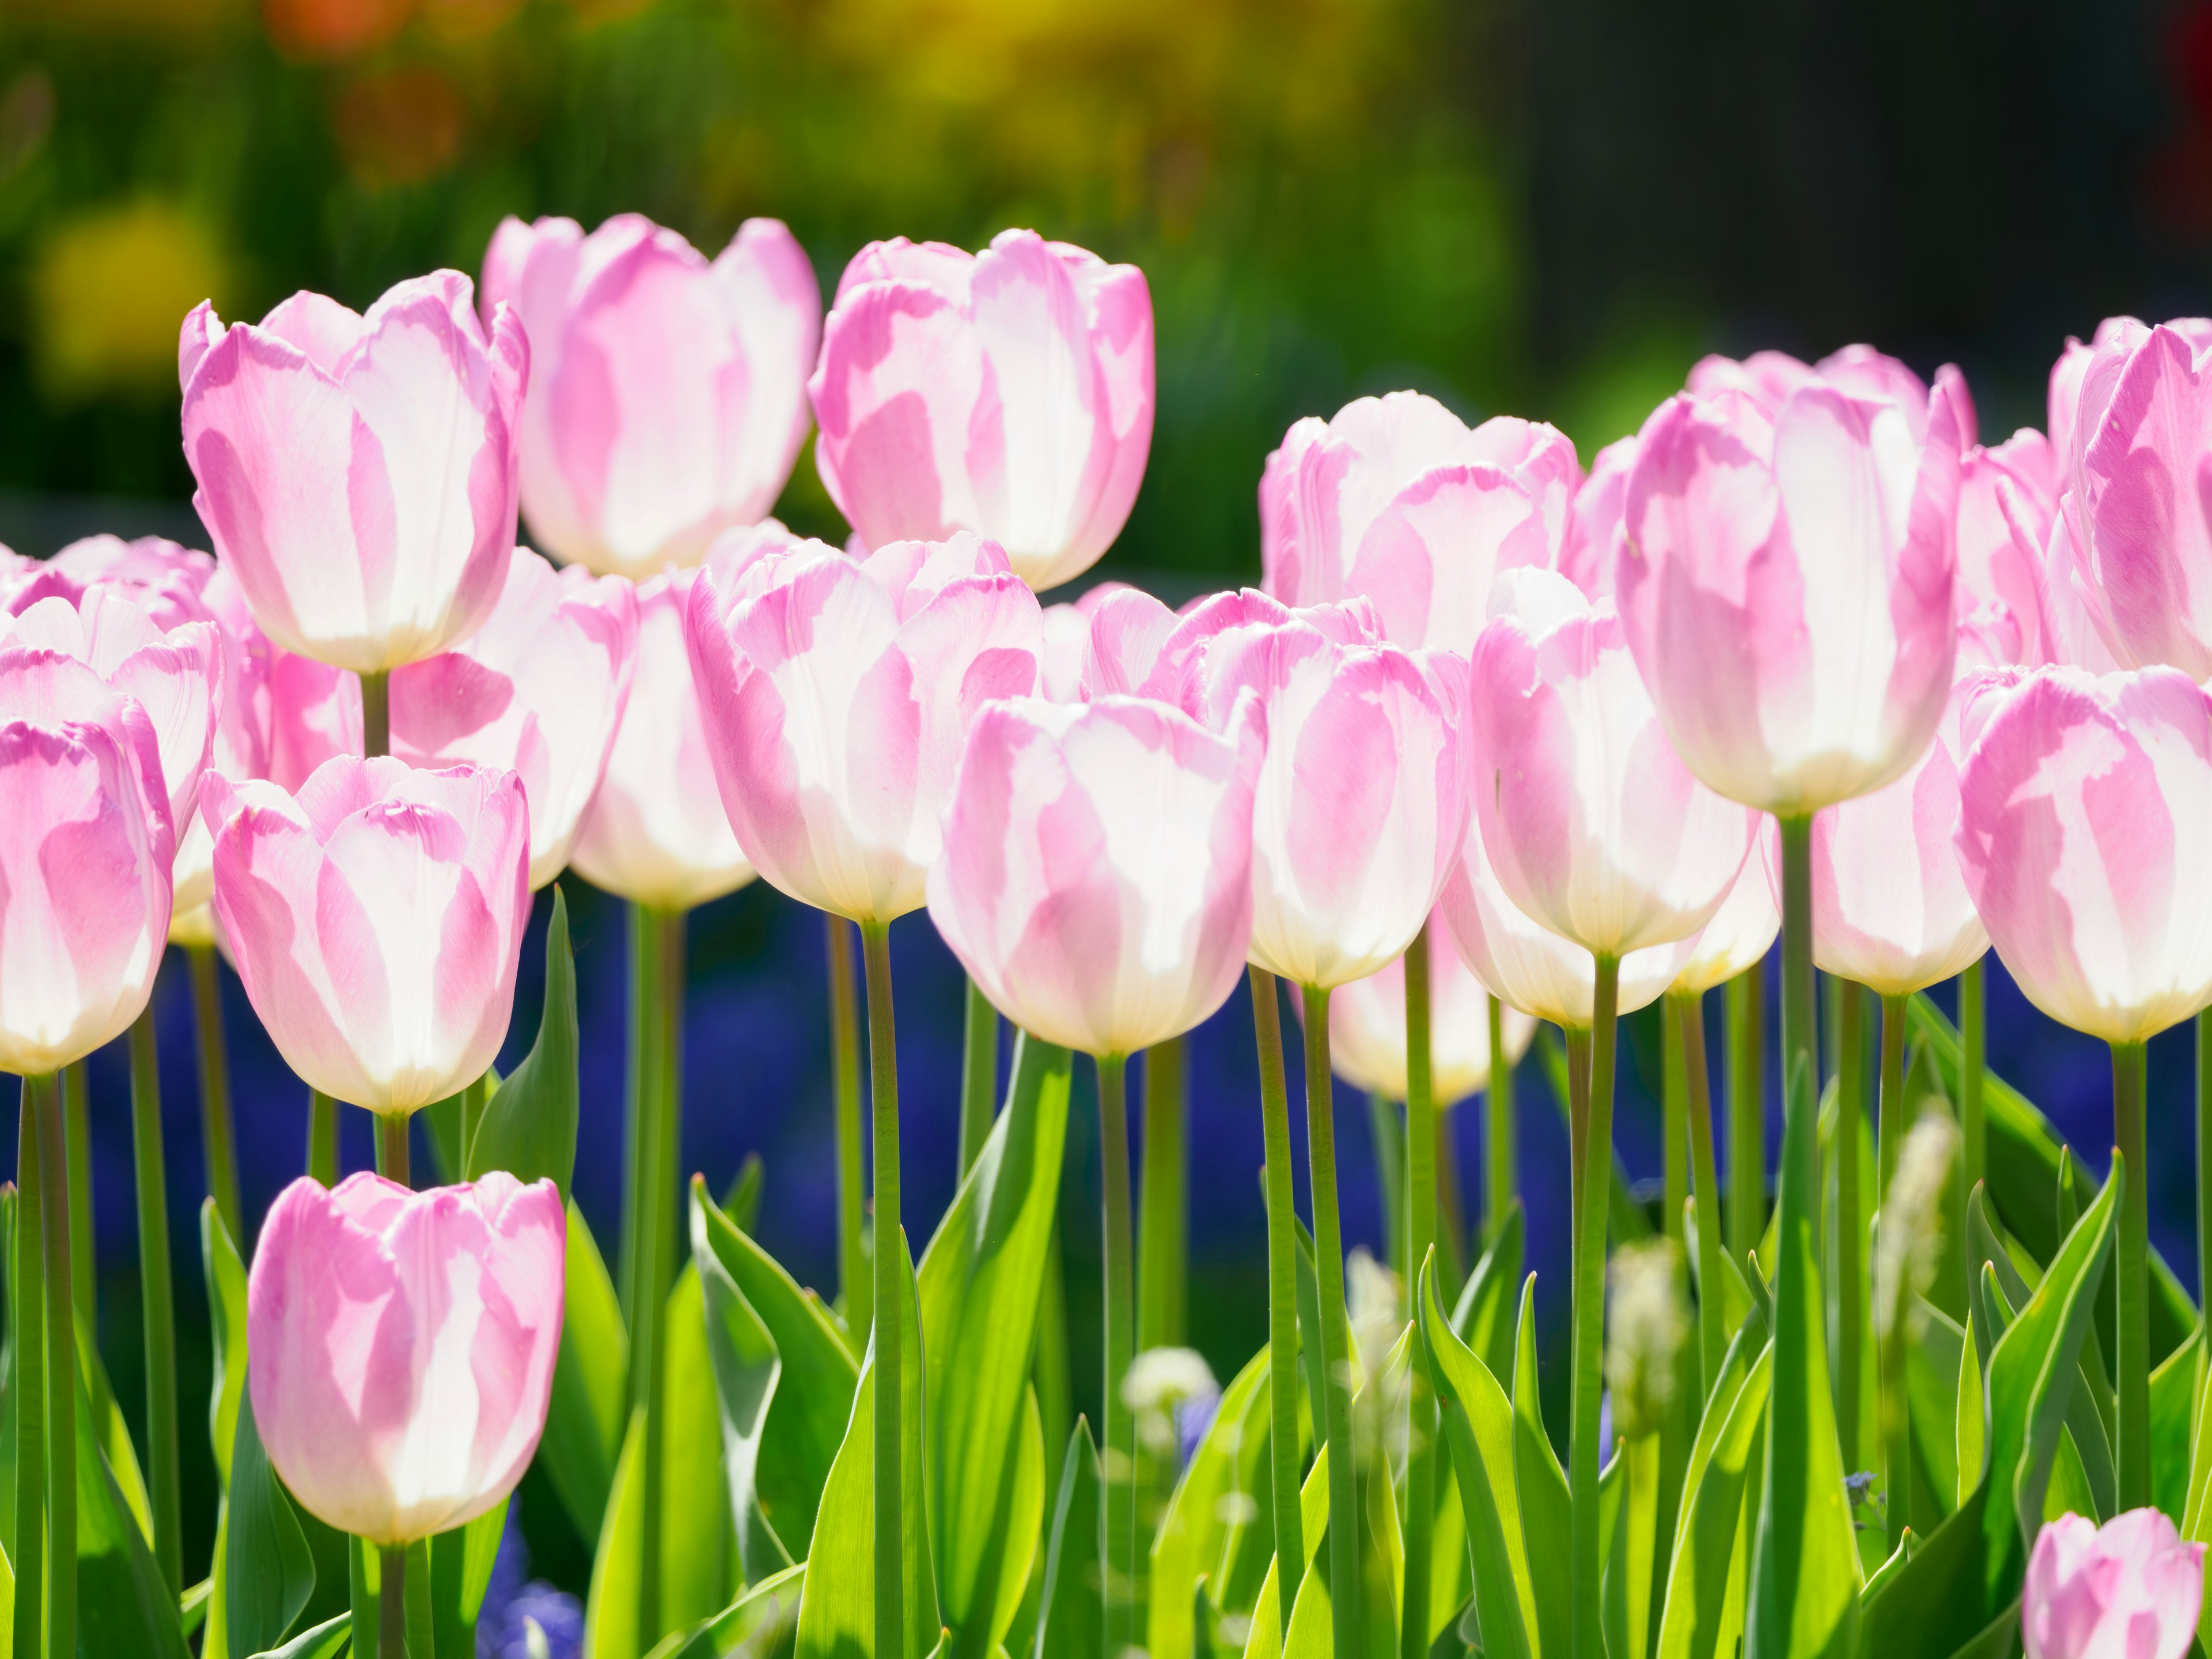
[1321,907,1537,1104]
[810,230,1154,592]
[2023,1509,2205,1659]
[561,562,755,914]
[926,695,1263,1056]
[1671,821,1781,996]
[1955,430,2056,666]
[1438,813,1698,1029]
[480,213,821,578]
[1687,345,1965,444]
[0,655,173,1074]
[1559,435,1637,600]
[1955,666,2212,1043]
[392,546,637,889]
[1179,603,1467,989]
[1810,675,1987,995]
[248,1171,563,1544]
[49,532,216,591]
[179,272,527,673]
[1259,391,1580,652]
[1036,582,1148,704]
[686,530,1041,923]
[202,756,529,1113]
[1619,361,1966,814]
[1469,568,1755,956]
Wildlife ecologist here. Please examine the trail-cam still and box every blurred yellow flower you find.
[32,200,230,402]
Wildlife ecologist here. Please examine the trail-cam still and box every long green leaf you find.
[75,1361,192,1659]
[794,1228,936,1659]
[467,885,579,1200]
[915,1034,1071,1657]
[1233,1444,1330,1659]
[1450,1202,1523,1385]
[664,1563,808,1658]
[1149,1346,1275,1659]
[1656,1336,1772,1659]
[1905,1301,1963,1520]
[585,1406,649,1659]
[1038,1421,1102,1659]
[662,1264,736,1628]
[202,1198,249,1490]
[429,1501,509,1659]
[1510,1276,1569,1659]
[693,1180,792,1582]
[539,1198,628,1547]
[213,1389,313,1659]
[1956,1306,1984,1513]
[694,1183,858,1563]
[247,1610,350,1659]
[2149,1328,2200,1525]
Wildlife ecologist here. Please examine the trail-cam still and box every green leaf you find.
[1746,1053,1860,1659]
[74,1357,192,1659]
[692,1180,792,1583]
[1955,1306,1984,1514]
[428,1499,509,1659]
[1535,1029,1649,1244]
[76,1309,151,1546]
[202,1197,249,1489]
[1230,1442,1330,1659]
[2149,1327,2201,1525]
[1038,1421,1101,1659]
[1417,1255,1532,1659]
[725,1154,766,1238]
[661,1563,806,1659]
[1904,1301,1961,1522]
[468,886,579,1200]
[662,1263,736,1628]
[1147,1343,1279,1659]
[585,1406,650,1659]
[1449,1202,1522,1385]
[212,1388,314,1659]
[794,1227,937,1659]
[916,1034,1071,1657]
[539,1198,628,1547]
[1509,1276,1569,1659]
[1656,1331,1772,1659]
[692,1180,858,1563]
[247,1609,350,1659]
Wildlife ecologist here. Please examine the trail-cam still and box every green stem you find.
[1487,992,1516,1241]
[1663,987,1689,1249]
[1300,984,1362,1659]
[380,1542,406,1659]
[188,944,242,1245]
[308,1090,340,1188]
[1099,1054,1136,1656]
[958,978,998,1180]
[620,905,664,1334]
[14,1081,44,1659]
[65,1060,92,1329]
[1570,961,1619,1659]
[1836,981,1864,1471]
[827,915,869,1350]
[376,1113,410,1188]
[1677,990,1727,1396]
[37,1066,76,1659]
[1249,967,1303,1640]
[359,669,389,762]
[1402,928,1437,1659]
[1726,964,1766,1268]
[1961,959,1986,1195]
[1369,1094,1406,1282]
[861,920,904,1659]
[1137,1036,1187,1351]
[1876,991,1908,1550]
[1436,1103,1468,1297]
[2112,1039,2149,1512]
[128,1011,181,1593]
[643,908,686,1648]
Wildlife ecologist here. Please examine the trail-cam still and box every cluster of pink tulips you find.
[7,202,2212,1658]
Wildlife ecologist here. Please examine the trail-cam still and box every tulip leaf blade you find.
[1654,1323,1772,1659]
[692,1178,794,1584]
[1034,1419,1102,1659]
[246,1609,350,1659]
[584,1406,650,1659]
[1450,1200,1522,1385]
[538,1198,628,1547]
[662,1263,736,1629]
[211,1388,312,1659]
[693,1177,858,1565]
[467,885,579,1201]
[202,1197,249,1490]
[915,1032,1072,1657]
[1147,1343,1278,1659]
[661,1562,808,1658]
[1509,1275,1570,1659]
[2148,1325,2201,1525]
[427,1498,509,1659]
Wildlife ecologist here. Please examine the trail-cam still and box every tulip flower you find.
[1956,665,2212,1515]
[179,272,527,675]
[2023,1510,2206,1659]
[392,546,637,889]
[1036,581,1154,704]
[1955,431,2055,667]
[1688,344,1962,442]
[1323,908,1536,1106]
[0,654,173,1075]
[202,756,530,1117]
[1671,822,1780,998]
[810,230,1154,592]
[567,566,756,914]
[1559,435,1637,599]
[1259,391,1580,652]
[685,530,1041,925]
[480,213,822,578]
[927,694,1262,1058]
[248,1171,565,1545]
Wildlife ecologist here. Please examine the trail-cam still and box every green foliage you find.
[539,1198,629,1547]
[468,887,581,1202]
[1147,1346,1279,1659]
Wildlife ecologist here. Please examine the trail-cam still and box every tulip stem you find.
[620,904,663,1332]
[1301,983,1362,1659]
[1676,990,1727,1396]
[14,1080,44,1659]
[1836,981,1865,1471]
[1570,960,1620,1659]
[36,1065,76,1659]
[642,907,687,1649]
[2112,1039,2149,1512]
[360,670,389,762]
[958,978,998,1180]
[1663,987,1690,1251]
[827,915,869,1351]
[1436,1103,1468,1296]
[1097,1053,1135,1657]
[1876,990,1910,1551]
[376,1113,410,1189]
[308,1091,340,1188]
[188,944,243,1245]
[128,1010,182,1593]
[1960,959,1986,1195]
[860,919,904,1659]
[380,1543,406,1659]
[1486,993,1516,1243]
[65,1060,92,1329]
[1137,1035,1187,1351]
[1248,967,1303,1639]
[1402,928,1437,1659]
[1726,964,1766,1269]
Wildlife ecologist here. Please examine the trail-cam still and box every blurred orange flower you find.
[335,66,465,187]
[263,0,414,61]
